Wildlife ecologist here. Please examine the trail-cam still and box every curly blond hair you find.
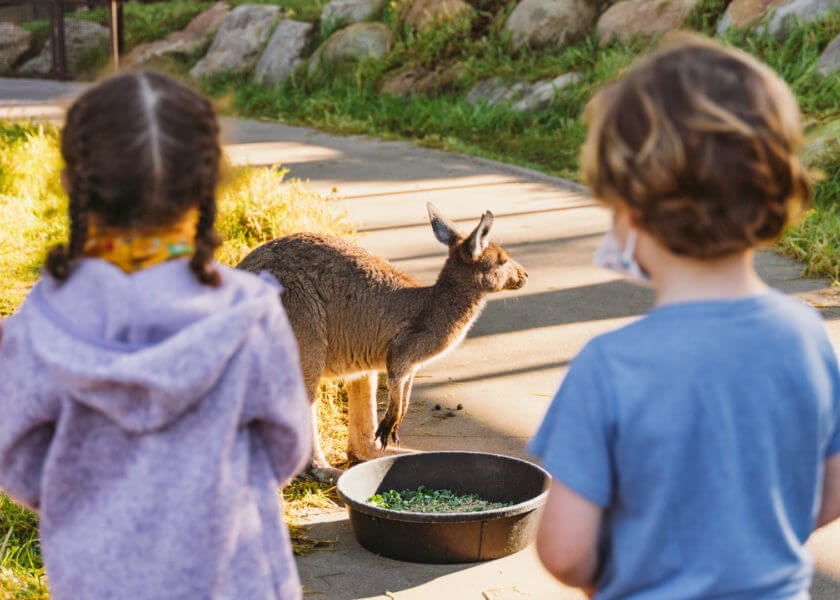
[582,33,812,259]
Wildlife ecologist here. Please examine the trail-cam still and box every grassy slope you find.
[195,1,840,281]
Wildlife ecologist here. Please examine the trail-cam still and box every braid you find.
[190,180,221,287]
[188,97,222,287]
[47,105,91,282]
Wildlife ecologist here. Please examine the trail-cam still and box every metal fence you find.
[0,0,123,80]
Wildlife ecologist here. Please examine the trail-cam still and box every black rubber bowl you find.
[336,451,550,564]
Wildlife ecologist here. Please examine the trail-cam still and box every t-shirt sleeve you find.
[527,341,615,508]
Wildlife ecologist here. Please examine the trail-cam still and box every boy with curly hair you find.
[530,33,840,599]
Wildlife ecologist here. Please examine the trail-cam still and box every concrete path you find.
[4,78,840,599]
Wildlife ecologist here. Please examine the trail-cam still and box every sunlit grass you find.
[0,495,46,600]
[0,121,355,316]
[0,122,66,315]
[216,164,355,265]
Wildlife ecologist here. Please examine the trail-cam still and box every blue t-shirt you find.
[528,291,840,600]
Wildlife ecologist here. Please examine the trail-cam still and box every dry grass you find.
[0,122,355,316]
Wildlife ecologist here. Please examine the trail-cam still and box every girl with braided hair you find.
[0,72,311,599]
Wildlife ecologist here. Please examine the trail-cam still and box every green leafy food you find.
[367,486,513,513]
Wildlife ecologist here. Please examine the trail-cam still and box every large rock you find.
[803,117,840,165]
[254,19,314,86]
[716,0,840,36]
[818,33,840,74]
[466,73,581,112]
[766,0,840,38]
[505,0,597,50]
[0,23,31,72]
[191,4,281,79]
[19,19,109,76]
[125,2,229,67]
[321,0,385,32]
[308,23,393,74]
[598,0,701,45]
[404,0,473,32]
[716,0,787,34]
[381,62,465,96]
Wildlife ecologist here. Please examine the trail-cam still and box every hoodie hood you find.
[25,259,282,433]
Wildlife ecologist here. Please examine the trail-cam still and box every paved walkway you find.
[3,78,840,599]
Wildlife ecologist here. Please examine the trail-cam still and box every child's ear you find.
[60,169,70,195]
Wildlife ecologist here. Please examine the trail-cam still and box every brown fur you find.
[237,204,527,481]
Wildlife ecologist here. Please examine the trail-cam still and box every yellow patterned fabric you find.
[82,209,199,274]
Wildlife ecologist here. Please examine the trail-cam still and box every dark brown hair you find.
[582,32,812,259]
[47,71,222,285]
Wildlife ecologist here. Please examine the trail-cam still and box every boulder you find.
[716,0,840,37]
[716,0,787,34]
[0,23,31,72]
[598,0,702,45]
[803,117,840,165]
[381,62,465,96]
[466,76,522,105]
[818,33,840,74]
[404,0,473,32]
[321,0,385,32]
[308,23,393,74]
[191,4,281,79]
[125,2,229,67]
[466,73,581,112]
[504,0,597,50]
[766,0,840,38]
[19,19,109,76]
[254,19,314,86]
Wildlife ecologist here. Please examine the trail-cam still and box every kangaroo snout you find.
[506,263,528,290]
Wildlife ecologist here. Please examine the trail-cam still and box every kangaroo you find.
[236,203,528,482]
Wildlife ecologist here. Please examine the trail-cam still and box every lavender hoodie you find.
[0,259,311,600]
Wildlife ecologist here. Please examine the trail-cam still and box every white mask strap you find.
[622,229,638,263]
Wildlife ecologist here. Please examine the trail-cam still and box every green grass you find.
[779,144,840,281]
[0,495,46,600]
[229,0,330,22]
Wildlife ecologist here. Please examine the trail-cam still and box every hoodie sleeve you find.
[0,312,60,511]
[242,300,312,487]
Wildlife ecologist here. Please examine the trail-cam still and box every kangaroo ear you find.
[427,202,460,246]
[466,210,494,261]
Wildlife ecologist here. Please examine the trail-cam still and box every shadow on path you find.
[471,281,655,338]
[295,517,472,599]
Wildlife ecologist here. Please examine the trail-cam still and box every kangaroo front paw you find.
[375,418,403,450]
